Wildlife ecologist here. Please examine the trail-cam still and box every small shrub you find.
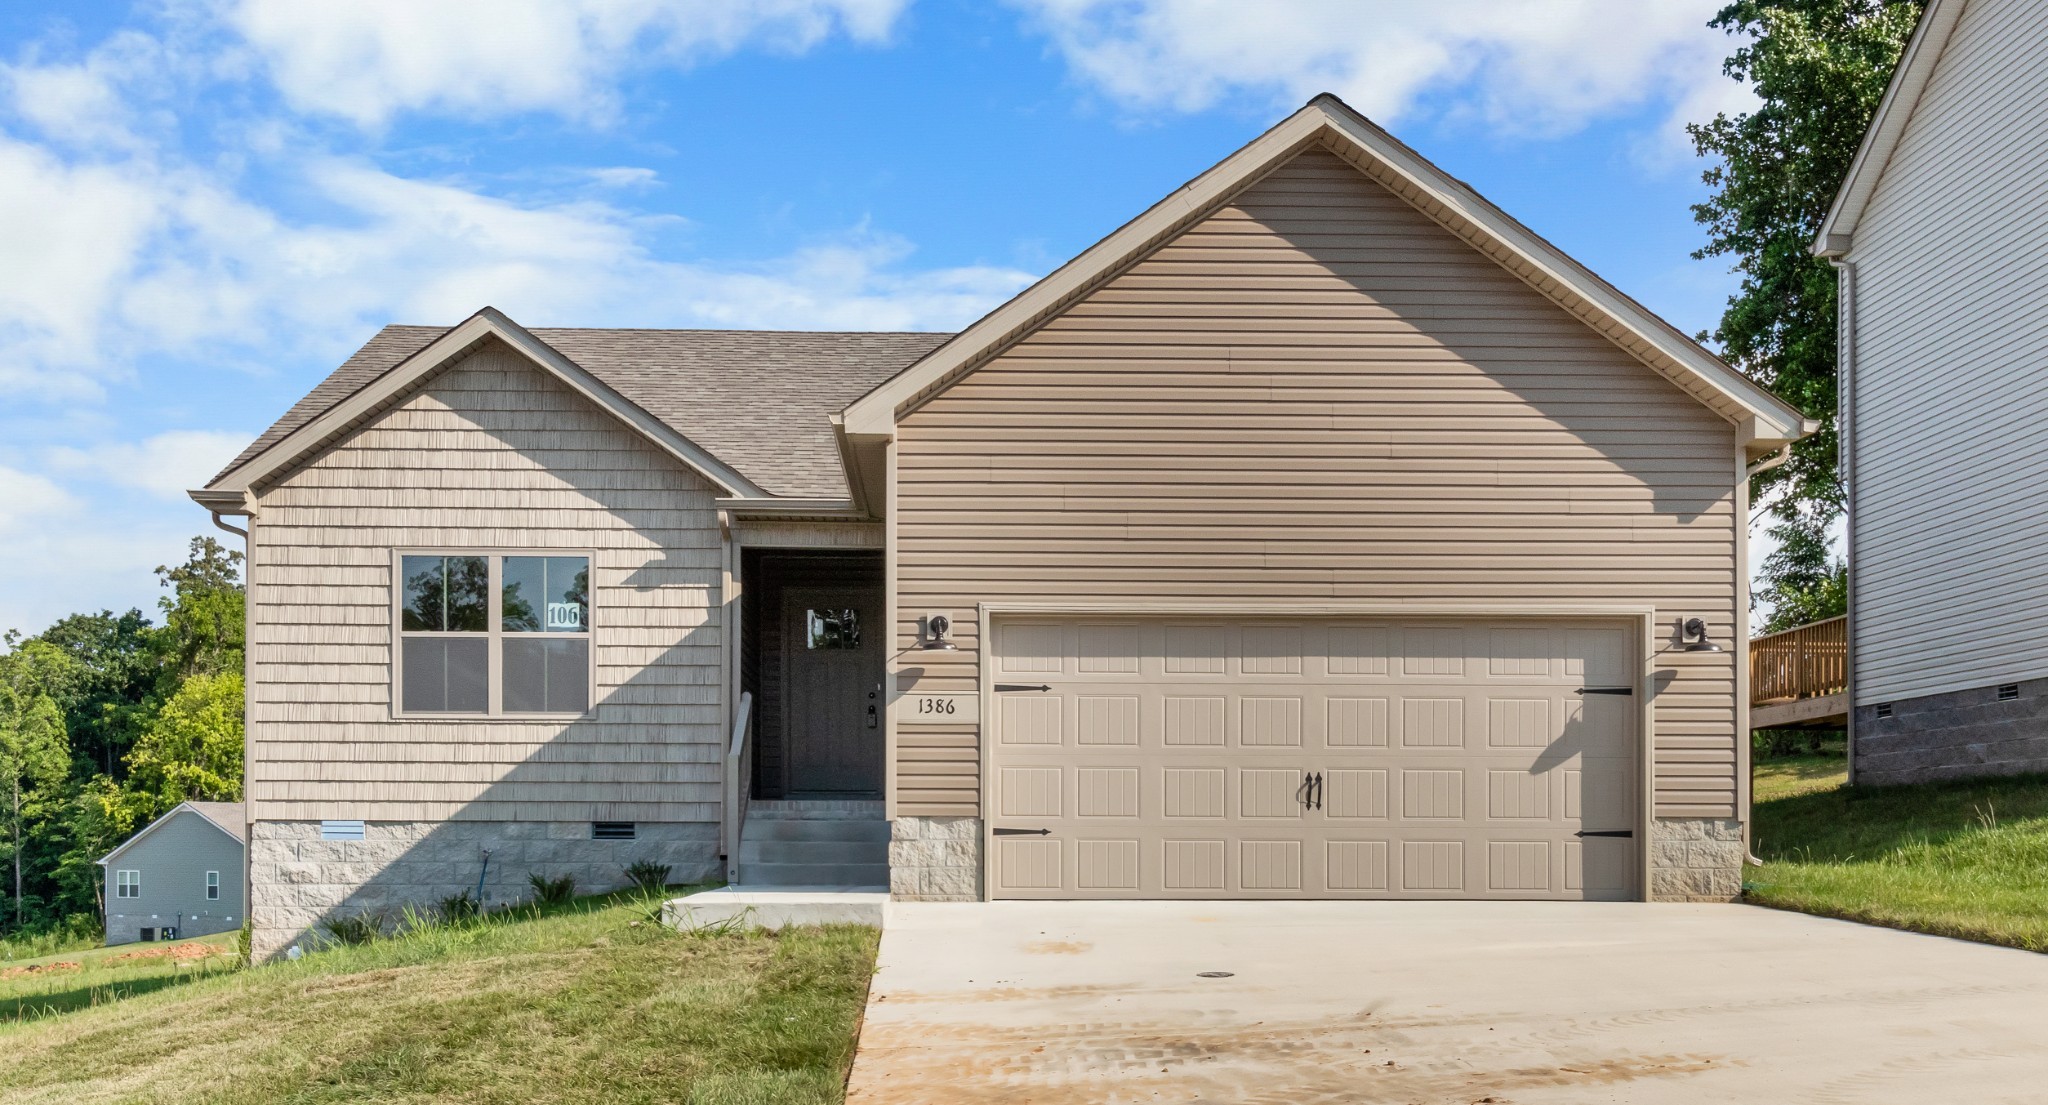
[319,912,386,946]
[529,873,576,905]
[237,920,252,965]
[624,861,672,894]
[438,890,481,923]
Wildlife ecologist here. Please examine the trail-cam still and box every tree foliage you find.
[0,536,245,937]
[1689,0,1922,624]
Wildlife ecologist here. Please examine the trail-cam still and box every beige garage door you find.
[987,619,1640,900]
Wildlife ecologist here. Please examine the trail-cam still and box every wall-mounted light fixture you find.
[1681,617,1722,652]
[920,612,959,651]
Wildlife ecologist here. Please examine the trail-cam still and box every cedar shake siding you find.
[247,339,724,824]
[890,148,1740,821]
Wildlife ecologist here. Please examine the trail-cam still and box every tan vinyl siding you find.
[1847,0,2048,704]
[892,148,1739,820]
[247,340,723,823]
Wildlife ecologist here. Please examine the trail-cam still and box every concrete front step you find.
[743,861,892,887]
[740,839,889,866]
[664,887,886,931]
[746,799,884,820]
[742,817,893,843]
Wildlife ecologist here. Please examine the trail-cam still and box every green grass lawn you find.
[2,930,242,1024]
[1750,756,2048,952]
[0,892,880,1105]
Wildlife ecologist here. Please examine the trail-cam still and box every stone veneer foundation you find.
[886,815,1739,904]
[1854,677,2048,786]
[888,816,982,901]
[1649,818,1745,902]
[248,820,718,960]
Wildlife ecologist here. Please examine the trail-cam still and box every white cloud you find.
[45,430,253,501]
[585,166,661,189]
[0,465,74,533]
[219,0,912,127]
[1014,0,1743,140]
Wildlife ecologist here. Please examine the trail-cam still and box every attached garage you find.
[985,617,1643,900]
[848,95,1814,905]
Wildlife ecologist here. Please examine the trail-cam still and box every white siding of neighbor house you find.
[246,340,725,823]
[1847,0,2048,704]
[891,148,1743,821]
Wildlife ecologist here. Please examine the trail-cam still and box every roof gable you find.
[204,309,769,502]
[843,95,1811,453]
[98,802,245,866]
[1815,0,1967,256]
[206,321,949,503]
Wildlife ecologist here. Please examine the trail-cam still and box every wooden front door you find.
[783,587,885,794]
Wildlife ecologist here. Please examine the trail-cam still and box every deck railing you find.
[724,690,754,884]
[1750,616,1847,705]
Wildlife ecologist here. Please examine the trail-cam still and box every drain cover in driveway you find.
[1196,971,1234,978]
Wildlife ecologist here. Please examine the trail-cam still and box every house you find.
[194,95,1810,960]
[99,801,247,945]
[1814,0,2048,785]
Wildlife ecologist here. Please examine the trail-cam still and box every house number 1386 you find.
[915,697,956,715]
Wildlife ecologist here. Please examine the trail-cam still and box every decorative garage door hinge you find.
[1574,830,1635,838]
[994,683,1053,692]
[992,827,1052,836]
[1577,687,1634,695]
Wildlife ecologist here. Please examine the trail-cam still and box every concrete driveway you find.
[845,901,2048,1104]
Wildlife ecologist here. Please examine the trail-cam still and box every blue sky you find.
[0,0,1762,637]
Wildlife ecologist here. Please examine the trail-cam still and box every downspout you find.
[1830,257,1858,788]
[1739,442,1793,867]
[209,511,249,539]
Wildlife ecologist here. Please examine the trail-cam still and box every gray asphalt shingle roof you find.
[185,802,248,843]
[217,325,953,498]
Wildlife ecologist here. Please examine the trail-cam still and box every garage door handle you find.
[993,827,1052,836]
[1577,687,1634,696]
[1575,830,1634,838]
[995,683,1052,692]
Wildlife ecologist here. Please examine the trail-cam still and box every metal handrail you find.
[724,691,753,884]
[1750,616,1847,706]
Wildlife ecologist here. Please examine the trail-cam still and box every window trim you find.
[205,870,220,900]
[391,548,597,721]
[116,869,140,899]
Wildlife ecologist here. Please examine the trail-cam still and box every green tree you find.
[155,536,245,678]
[39,609,158,777]
[125,672,244,812]
[0,639,75,930]
[1689,0,1923,623]
[51,775,146,922]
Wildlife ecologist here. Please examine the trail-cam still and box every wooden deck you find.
[1750,616,1847,729]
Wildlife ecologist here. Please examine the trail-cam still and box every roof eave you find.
[1812,0,1963,257]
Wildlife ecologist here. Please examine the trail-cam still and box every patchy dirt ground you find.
[847,900,2048,1104]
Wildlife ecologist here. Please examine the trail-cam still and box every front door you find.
[783,587,885,794]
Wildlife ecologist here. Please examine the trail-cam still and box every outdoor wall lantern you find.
[1681,617,1723,652]
[920,612,959,651]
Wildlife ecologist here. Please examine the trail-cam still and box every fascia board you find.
[1313,111,1808,441]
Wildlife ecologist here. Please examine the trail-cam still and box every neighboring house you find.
[194,95,1810,960]
[1815,0,2048,785]
[99,801,247,945]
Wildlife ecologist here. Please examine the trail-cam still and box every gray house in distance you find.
[1815,0,2048,784]
[100,801,247,945]
[194,95,1811,961]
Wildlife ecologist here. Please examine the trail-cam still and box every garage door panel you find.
[988,618,1640,901]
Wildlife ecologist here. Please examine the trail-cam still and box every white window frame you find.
[205,870,220,900]
[116,869,140,899]
[391,549,597,720]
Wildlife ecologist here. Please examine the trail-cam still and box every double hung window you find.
[397,553,592,716]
